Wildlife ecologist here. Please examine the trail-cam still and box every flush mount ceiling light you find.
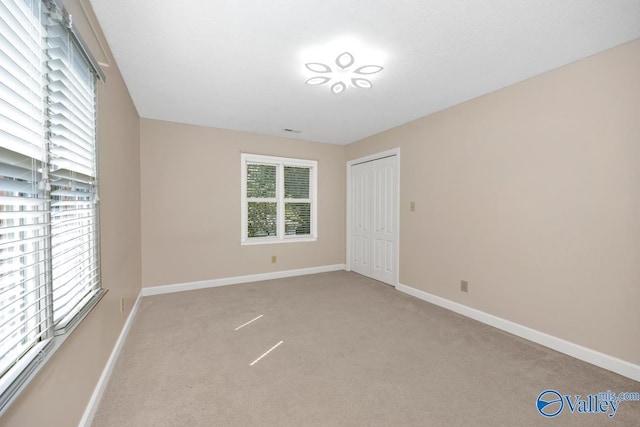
[304,51,384,94]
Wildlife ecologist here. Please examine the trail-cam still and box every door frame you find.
[346,148,400,287]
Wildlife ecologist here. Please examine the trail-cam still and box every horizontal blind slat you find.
[0,210,46,220]
[0,290,48,334]
[0,86,43,131]
[0,194,47,207]
[52,270,99,323]
[50,133,92,159]
[0,234,48,251]
[0,116,44,159]
[0,258,48,281]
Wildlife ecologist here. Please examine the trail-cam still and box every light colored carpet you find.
[92,271,640,426]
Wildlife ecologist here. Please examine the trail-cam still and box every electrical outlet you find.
[410,201,415,212]
[271,255,277,264]
[461,280,469,293]
[120,298,124,313]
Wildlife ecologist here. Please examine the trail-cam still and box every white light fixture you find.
[304,51,384,94]
[331,81,346,94]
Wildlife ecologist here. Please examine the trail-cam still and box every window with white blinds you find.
[0,0,51,399]
[241,153,317,244]
[46,15,100,332]
[0,0,104,411]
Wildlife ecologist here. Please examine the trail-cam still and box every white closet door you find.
[350,161,371,277]
[349,155,397,285]
[370,156,396,284]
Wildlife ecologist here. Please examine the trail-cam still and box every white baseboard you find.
[396,283,640,382]
[141,264,347,297]
[78,291,143,427]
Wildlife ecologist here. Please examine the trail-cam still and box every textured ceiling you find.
[88,0,640,145]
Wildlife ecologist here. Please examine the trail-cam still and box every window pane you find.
[284,166,309,199]
[246,164,276,198]
[285,202,311,235]
[47,18,100,326]
[50,173,99,325]
[247,202,277,237]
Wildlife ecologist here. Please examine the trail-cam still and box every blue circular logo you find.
[537,389,564,417]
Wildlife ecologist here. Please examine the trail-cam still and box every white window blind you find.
[0,0,52,390]
[46,16,100,332]
[241,154,317,244]
[246,163,278,237]
[283,166,311,236]
[0,0,104,412]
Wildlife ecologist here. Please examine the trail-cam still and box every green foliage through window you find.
[284,167,309,199]
[285,202,311,235]
[247,202,277,237]
[247,164,276,198]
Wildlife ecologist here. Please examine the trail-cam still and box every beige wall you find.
[140,119,346,287]
[1,1,142,426]
[346,40,640,366]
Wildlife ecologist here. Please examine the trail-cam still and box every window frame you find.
[241,153,317,245]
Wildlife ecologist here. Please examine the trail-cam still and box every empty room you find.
[0,0,639,426]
